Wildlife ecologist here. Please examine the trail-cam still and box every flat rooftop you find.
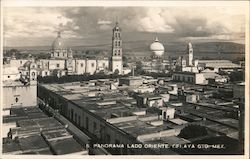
[3,107,86,155]
[113,118,171,138]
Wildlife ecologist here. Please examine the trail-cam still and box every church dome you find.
[52,31,67,50]
[150,37,164,57]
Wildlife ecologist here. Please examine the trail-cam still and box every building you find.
[197,60,241,72]
[233,82,245,103]
[136,94,163,108]
[111,22,123,74]
[119,77,143,86]
[6,23,124,77]
[2,61,37,110]
[3,65,20,81]
[172,72,206,85]
[187,42,193,66]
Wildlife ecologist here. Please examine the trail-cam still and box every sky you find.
[3,6,246,47]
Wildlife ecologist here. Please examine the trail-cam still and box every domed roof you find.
[150,37,165,51]
[52,31,67,50]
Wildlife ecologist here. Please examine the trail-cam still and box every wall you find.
[96,59,109,71]
[86,59,97,75]
[9,59,29,68]
[3,84,37,109]
[112,57,123,74]
[75,59,86,75]
[48,59,65,70]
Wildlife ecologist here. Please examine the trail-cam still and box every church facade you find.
[6,22,125,78]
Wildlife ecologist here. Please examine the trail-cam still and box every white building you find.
[172,72,206,85]
[3,65,20,81]
[7,23,124,77]
[3,61,37,110]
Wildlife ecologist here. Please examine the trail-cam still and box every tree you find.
[114,69,120,75]
[178,125,208,139]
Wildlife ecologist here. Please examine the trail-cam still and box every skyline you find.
[3,6,246,47]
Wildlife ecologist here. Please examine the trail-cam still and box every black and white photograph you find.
[1,0,249,158]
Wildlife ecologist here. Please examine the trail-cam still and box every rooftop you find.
[3,107,86,155]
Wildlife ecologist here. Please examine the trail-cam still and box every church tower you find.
[187,42,193,66]
[111,22,123,74]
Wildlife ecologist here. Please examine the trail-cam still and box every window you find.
[57,52,59,57]
[45,72,48,76]
[93,122,97,131]
[102,63,105,67]
[20,61,22,64]
[115,41,117,47]
[32,72,35,76]
[57,64,60,68]
[15,97,19,103]
[71,109,74,120]
[86,117,89,130]
[91,63,95,67]
[118,41,121,46]
[78,116,81,125]
[27,72,29,75]
[75,114,77,123]
[81,63,84,67]
[8,75,10,78]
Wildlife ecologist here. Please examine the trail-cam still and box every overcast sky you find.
[3,6,246,47]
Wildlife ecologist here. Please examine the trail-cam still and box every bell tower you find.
[111,22,123,74]
[187,42,193,66]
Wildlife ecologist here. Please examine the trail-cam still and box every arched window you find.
[15,97,19,103]
[32,72,35,76]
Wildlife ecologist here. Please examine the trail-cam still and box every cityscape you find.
[1,5,247,156]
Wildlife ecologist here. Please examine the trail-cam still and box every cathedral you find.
[6,22,125,78]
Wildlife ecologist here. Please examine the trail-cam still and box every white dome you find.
[150,37,164,57]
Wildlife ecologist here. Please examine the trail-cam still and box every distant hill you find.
[4,41,245,57]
